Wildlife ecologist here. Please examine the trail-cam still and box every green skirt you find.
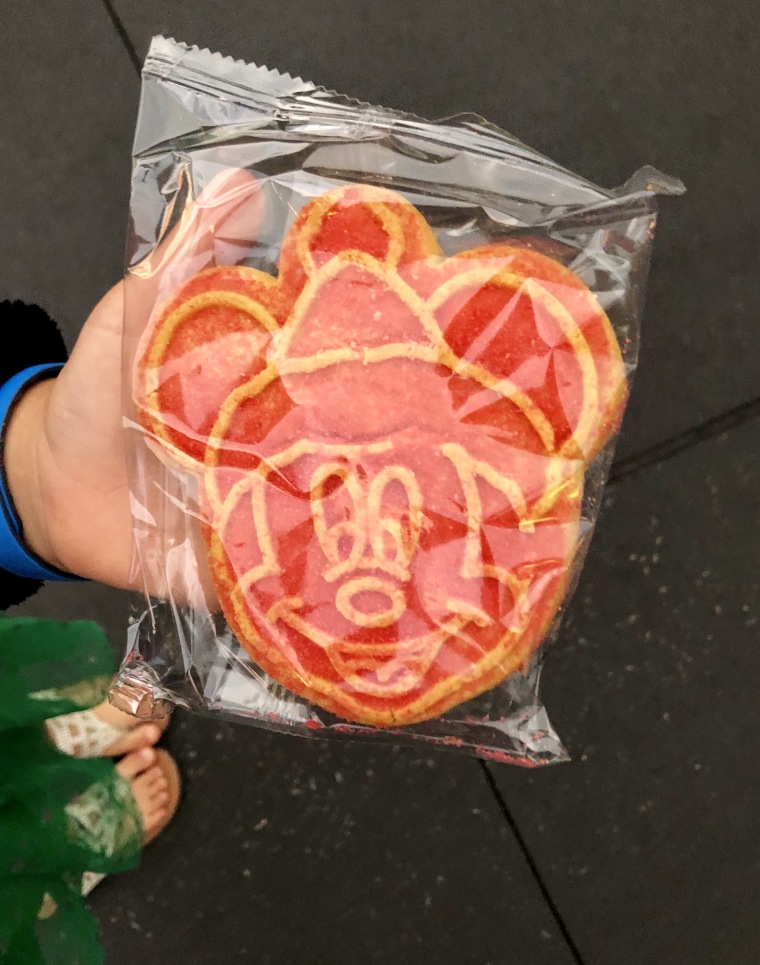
[0,616,142,965]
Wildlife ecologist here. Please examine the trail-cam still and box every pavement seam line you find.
[478,759,587,965]
[99,0,142,75]
[78,10,760,488]
[609,393,760,485]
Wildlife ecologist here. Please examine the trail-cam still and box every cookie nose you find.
[336,576,405,628]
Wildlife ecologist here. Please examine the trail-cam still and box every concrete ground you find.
[3,2,759,962]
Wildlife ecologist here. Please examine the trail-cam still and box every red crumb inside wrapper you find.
[134,183,626,727]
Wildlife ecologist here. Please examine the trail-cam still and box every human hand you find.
[6,168,263,589]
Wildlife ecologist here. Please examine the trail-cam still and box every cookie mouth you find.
[266,593,489,696]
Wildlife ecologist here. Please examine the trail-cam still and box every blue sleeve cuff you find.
[0,364,84,582]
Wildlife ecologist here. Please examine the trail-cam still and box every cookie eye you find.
[310,462,365,576]
[368,466,423,575]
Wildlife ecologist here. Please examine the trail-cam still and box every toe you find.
[105,724,161,758]
[142,806,168,838]
[116,747,156,780]
[136,749,181,846]
[132,766,167,796]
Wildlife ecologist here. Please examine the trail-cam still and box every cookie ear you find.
[278,184,440,300]
[418,245,627,460]
[134,265,284,468]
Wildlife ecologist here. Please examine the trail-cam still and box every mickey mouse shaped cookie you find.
[134,183,626,726]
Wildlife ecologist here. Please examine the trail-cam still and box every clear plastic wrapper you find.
[112,36,683,765]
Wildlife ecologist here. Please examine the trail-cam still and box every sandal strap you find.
[36,872,109,920]
[81,871,107,897]
[45,708,129,758]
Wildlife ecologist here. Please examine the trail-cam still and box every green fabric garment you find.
[0,617,142,964]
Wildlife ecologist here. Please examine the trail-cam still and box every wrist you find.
[0,363,78,580]
[3,374,70,576]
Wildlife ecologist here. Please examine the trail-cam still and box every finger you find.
[126,166,264,324]
[82,169,263,344]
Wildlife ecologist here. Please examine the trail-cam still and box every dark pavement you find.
[2,2,759,962]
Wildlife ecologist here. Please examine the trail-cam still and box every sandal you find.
[81,748,181,896]
[45,704,169,759]
[44,704,179,900]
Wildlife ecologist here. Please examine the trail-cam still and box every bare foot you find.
[46,694,172,759]
[117,747,178,843]
[94,700,170,757]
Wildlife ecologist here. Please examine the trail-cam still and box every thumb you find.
[125,166,265,328]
